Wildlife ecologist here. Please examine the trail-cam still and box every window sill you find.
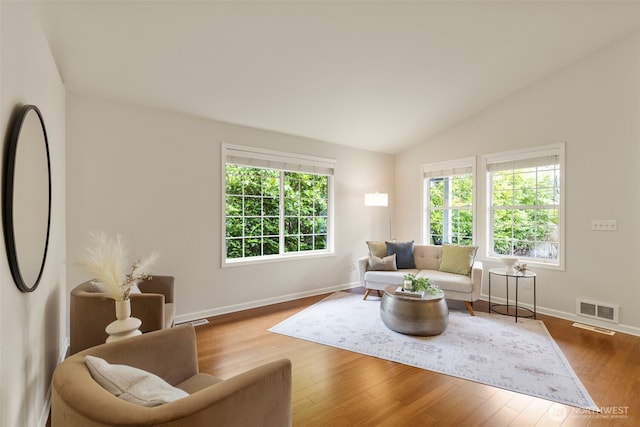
[483,255,564,272]
[223,250,335,268]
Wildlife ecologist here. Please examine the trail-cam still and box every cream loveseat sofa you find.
[357,242,483,315]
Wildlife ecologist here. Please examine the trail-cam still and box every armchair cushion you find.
[85,355,188,407]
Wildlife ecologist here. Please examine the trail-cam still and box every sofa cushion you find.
[366,241,388,258]
[386,241,415,269]
[176,373,222,394]
[413,245,443,270]
[85,355,188,407]
[439,244,478,276]
[368,253,397,271]
[365,269,419,286]
[417,270,473,293]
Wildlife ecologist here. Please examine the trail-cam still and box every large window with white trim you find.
[486,144,564,267]
[422,158,475,246]
[223,144,334,264]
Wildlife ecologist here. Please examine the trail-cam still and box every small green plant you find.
[403,273,441,295]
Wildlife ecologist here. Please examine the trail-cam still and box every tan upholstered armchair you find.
[52,324,292,426]
[70,275,176,354]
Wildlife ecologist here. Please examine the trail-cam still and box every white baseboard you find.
[479,293,640,337]
[39,337,70,427]
[38,396,51,427]
[175,282,361,324]
[60,337,70,363]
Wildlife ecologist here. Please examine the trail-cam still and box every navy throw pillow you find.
[386,241,415,269]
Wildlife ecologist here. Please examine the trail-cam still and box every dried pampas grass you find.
[77,231,159,301]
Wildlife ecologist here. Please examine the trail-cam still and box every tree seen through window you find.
[225,165,329,260]
[427,174,473,246]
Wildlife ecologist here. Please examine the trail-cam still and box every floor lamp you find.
[364,192,392,240]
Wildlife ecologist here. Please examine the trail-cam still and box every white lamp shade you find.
[364,193,388,207]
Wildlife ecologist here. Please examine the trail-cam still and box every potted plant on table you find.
[403,273,442,296]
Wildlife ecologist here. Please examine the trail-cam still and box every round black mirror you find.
[3,105,52,292]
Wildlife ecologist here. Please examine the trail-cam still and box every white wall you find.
[0,3,66,427]
[395,32,640,333]
[66,94,394,321]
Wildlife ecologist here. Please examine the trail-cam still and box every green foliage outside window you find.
[490,165,559,260]
[426,159,559,262]
[428,175,473,246]
[225,165,329,259]
[284,172,328,253]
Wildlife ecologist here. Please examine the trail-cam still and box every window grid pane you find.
[284,173,328,253]
[226,165,329,260]
[425,173,473,246]
[490,163,559,261]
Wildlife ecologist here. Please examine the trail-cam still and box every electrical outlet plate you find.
[591,219,617,231]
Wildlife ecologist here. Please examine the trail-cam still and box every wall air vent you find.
[576,298,618,323]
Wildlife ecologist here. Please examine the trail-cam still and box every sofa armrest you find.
[130,293,166,333]
[356,256,370,285]
[164,359,292,427]
[139,275,175,303]
[470,261,483,301]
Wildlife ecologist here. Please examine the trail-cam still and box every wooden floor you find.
[195,288,640,427]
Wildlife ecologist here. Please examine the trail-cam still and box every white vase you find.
[105,299,142,343]
[501,256,519,275]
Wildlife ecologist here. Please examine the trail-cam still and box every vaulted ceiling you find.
[36,1,639,153]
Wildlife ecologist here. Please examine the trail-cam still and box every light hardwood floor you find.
[195,288,640,427]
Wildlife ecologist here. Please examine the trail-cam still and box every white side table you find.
[488,267,537,322]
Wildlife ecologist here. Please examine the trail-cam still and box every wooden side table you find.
[488,267,537,322]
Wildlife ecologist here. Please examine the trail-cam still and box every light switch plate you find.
[591,220,617,231]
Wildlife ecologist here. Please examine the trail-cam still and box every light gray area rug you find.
[269,292,598,411]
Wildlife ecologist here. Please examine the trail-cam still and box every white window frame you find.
[421,157,476,246]
[483,143,565,270]
[222,143,335,267]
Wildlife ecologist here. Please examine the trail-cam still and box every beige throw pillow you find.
[85,355,188,407]
[366,241,387,259]
[439,244,478,276]
[368,253,397,271]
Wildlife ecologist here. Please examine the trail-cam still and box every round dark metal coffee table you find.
[380,285,449,336]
